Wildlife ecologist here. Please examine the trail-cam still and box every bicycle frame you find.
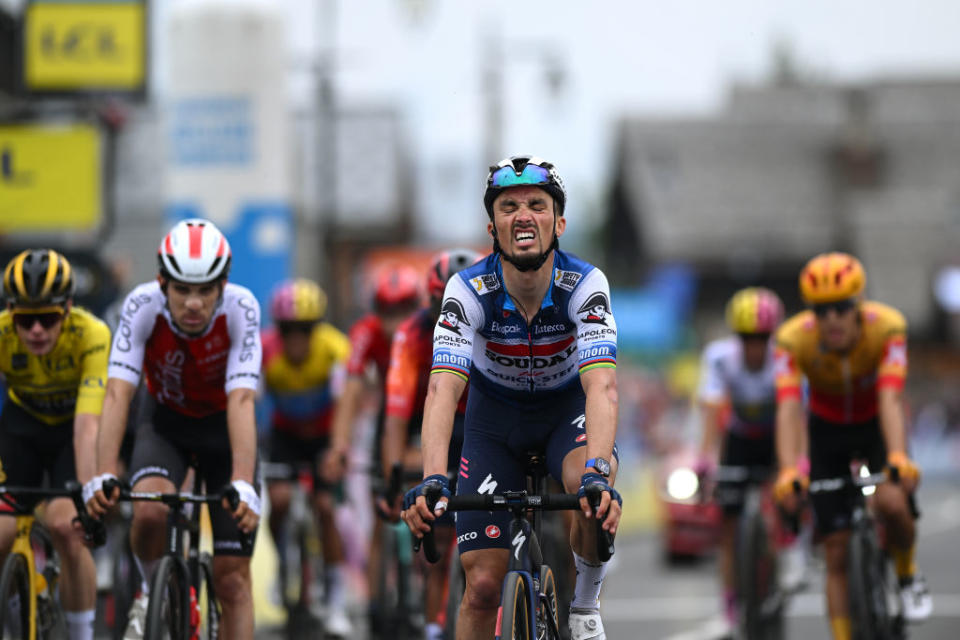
[9,513,41,640]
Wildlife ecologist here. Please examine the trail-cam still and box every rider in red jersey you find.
[380,249,478,640]
[86,219,262,640]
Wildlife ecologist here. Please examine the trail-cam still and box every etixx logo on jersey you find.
[577,292,610,325]
[439,298,469,335]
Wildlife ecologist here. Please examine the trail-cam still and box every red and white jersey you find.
[108,281,262,417]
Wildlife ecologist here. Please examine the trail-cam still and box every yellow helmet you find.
[726,287,784,334]
[799,252,865,304]
[3,249,74,309]
[270,279,327,323]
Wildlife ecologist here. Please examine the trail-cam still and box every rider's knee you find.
[822,533,849,573]
[213,561,252,606]
[464,570,502,611]
[873,487,908,522]
[132,500,168,536]
[46,513,83,553]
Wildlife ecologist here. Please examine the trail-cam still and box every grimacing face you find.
[488,185,566,270]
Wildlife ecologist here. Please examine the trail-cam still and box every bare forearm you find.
[330,377,363,452]
[581,368,618,463]
[879,389,907,455]
[227,390,257,483]
[96,379,135,476]
[74,413,99,484]
[699,403,723,458]
[775,398,803,468]
[421,374,464,478]
[381,414,409,477]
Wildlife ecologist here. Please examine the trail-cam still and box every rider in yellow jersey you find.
[0,249,110,640]
[773,252,932,640]
[261,278,353,636]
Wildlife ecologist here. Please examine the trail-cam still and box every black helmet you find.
[3,249,75,308]
[483,155,566,219]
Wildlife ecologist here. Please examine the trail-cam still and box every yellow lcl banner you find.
[24,1,146,91]
[0,123,102,231]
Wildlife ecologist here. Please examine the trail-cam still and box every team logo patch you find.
[485,525,501,539]
[438,298,469,335]
[577,292,610,325]
[470,274,500,295]
[576,433,587,443]
[554,269,582,292]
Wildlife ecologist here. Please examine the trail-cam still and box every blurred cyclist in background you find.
[697,287,805,637]
[261,278,352,636]
[322,263,423,635]
[773,252,932,640]
[0,249,110,640]
[379,249,479,640]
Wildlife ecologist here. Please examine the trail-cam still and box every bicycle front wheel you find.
[194,553,221,639]
[498,572,530,640]
[537,565,561,640]
[848,529,893,640]
[145,555,190,640]
[0,552,30,639]
[736,504,780,639]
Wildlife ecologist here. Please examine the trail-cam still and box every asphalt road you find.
[250,475,960,639]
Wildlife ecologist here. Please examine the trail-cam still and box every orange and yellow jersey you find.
[774,301,907,423]
[0,307,110,425]
[261,322,350,439]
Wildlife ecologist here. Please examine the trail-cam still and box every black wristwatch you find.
[585,457,611,478]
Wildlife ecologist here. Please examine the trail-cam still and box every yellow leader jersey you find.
[0,307,110,425]
[774,301,907,424]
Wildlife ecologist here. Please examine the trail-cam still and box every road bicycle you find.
[419,452,615,640]
[807,465,916,640]
[0,481,105,640]
[261,460,326,620]
[714,464,785,640]
[104,473,250,639]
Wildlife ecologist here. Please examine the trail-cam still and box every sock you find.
[570,552,608,610]
[134,555,158,595]
[425,622,444,640]
[830,616,852,640]
[891,544,916,581]
[324,564,347,610]
[65,609,95,640]
[723,589,736,625]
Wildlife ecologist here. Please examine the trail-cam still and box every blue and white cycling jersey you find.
[430,250,617,404]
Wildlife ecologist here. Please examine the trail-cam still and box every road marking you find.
[602,593,960,621]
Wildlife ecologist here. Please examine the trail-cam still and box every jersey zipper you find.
[527,330,535,392]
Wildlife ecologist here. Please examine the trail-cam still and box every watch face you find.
[593,458,611,477]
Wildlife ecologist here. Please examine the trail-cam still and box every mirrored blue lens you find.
[490,164,550,188]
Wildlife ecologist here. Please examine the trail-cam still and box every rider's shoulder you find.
[703,335,740,364]
[223,282,259,308]
[120,281,164,317]
[860,300,906,334]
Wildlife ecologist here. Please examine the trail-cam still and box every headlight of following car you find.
[666,467,699,502]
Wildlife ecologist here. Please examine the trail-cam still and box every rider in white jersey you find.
[402,155,622,640]
[86,219,262,639]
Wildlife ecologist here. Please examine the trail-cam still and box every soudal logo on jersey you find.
[484,336,576,368]
[485,525,501,539]
[577,292,610,325]
[439,298,469,335]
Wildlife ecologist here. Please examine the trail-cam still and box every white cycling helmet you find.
[157,218,232,284]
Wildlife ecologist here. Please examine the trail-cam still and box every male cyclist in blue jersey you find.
[401,155,622,640]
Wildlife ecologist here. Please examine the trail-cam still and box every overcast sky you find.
[164,0,960,244]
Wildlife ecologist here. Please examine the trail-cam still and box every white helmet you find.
[157,218,232,284]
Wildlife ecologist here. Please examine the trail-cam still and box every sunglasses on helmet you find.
[13,311,64,330]
[812,298,857,318]
[489,163,551,189]
[277,321,316,337]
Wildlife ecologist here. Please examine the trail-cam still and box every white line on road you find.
[602,593,960,622]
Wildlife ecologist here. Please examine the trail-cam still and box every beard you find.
[502,246,546,271]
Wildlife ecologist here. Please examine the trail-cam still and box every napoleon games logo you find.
[439,298,470,335]
[577,292,610,325]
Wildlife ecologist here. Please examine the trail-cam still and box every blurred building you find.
[608,76,960,336]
